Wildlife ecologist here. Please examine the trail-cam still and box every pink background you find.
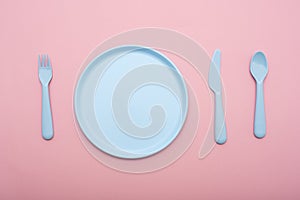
[1,0,300,199]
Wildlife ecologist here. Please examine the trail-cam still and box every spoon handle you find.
[214,93,227,144]
[254,82,266,138]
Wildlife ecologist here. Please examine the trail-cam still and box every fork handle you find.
[214,93,227,144]
[42,85,53,140]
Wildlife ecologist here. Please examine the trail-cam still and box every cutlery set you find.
[209,50,268,144]
[38,49,268,147]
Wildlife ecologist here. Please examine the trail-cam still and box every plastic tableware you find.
[250,51,268,138]
[208,49,227,144]
[74,46,188,159]
[38,54,54,140]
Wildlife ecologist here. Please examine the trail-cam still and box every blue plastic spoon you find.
[250,51,268,138]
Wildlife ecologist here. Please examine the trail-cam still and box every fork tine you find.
[41,55,44,67]
[45,54,47,67]
[38,55,41,68]
[47,55,51,67]
[42,55,46,67]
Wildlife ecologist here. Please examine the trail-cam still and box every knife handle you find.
[214,93,227,144]
[254,82,266,138]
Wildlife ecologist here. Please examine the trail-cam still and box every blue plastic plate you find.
[74,46,188,159]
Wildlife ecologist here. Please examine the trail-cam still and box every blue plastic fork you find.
[38,55,53,140]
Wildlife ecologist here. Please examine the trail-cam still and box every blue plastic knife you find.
[208,49,227,144]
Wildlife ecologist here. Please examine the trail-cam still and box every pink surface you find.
[1,0,300,199]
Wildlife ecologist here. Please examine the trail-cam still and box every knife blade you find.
[208,49,221,93]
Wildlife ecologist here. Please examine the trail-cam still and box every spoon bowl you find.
[250,52,268,83]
